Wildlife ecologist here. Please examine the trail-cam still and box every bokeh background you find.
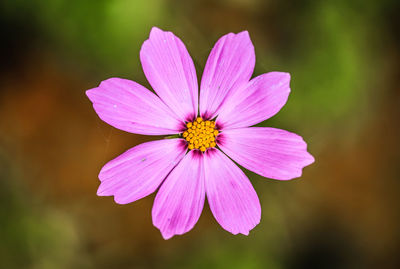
[1,0,399,268]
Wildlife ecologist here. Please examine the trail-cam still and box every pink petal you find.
[86,78,183,135]
[216,72,291,129]
[204,149,261,235]
[199,31,255,119]
[140,27,198,122]
[152,151,205,239]
[218,128,315,180]
[97,139,186,204]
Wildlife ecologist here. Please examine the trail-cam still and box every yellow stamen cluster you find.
[182,117,219,152]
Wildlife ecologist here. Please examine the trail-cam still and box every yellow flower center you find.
[182,117,219,152]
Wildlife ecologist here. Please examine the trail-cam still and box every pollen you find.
[183,117,218,152]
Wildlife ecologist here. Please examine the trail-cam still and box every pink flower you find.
[86,27,314,239]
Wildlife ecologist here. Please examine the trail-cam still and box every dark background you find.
[1,0,399,268]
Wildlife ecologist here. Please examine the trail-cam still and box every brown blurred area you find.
[1,0,400,268]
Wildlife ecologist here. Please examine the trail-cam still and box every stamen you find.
[183,117,218,152]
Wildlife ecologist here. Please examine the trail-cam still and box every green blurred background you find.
[1,0,399,268]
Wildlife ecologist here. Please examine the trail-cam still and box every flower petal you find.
[86,78,183,135]
[204,149,261,235]
[140,27,198,122]
[216,72,291,129]
[97,139,186,204]
[152,151,205,239]
[199,31,255,119]
[218,127,315,180]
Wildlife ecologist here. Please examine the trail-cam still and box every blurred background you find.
[1,0,399,268]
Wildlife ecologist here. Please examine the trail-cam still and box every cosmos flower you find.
[86,27,314,239]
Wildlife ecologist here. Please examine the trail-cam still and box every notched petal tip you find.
[113,195,131,205]
[277,71,291,79]
[85,88,97,101]
[228,214,260,236]
[149,26,164,37]
[279,155,315,181]
[267,71,291,86]
[86,77,126,101]
[158,228,181,240]
[155,224,191,240]
[239,230,249,236]
[223,30,249,39]
[147,26,176,43]
[224,30,253,49]
[305,151,316,166]
[272,147,314,181]
[96,186,107,196]
[161,232,173,240]
[237,30,250,38]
